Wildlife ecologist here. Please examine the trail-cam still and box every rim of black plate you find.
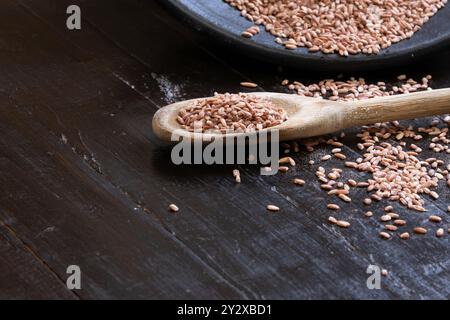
[162,0,450,71]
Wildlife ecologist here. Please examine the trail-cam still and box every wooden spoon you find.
[152,89,450,142]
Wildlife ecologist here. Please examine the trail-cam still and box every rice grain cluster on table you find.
[225,0,448,56]
[235,74,449,240]
[281,74,432,101]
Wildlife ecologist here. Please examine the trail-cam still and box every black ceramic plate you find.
[163,0,450,71]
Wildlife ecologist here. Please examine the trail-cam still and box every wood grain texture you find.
[0,0,449,299]
[0,221,77,299]
[345,88,450,126]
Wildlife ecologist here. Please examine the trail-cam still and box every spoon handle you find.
[342,88,450,127]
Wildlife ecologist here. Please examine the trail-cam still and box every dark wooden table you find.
[1,0,449,300]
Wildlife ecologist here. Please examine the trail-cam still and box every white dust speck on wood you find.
[151,72,184,104]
